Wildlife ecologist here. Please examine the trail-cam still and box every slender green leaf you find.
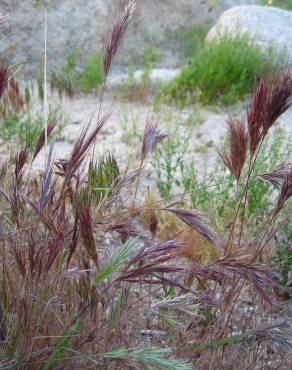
[42,319,82,370]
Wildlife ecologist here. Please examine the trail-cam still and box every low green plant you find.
[261,0,292,9]
[50,52,104,95]
[158,32,279,106]
[102,346,193,370]
[77,53,104,92]
[185,104,205,127]
[141,35,161,83]
[95,237,137,284]
[0,107,66,150]
[116,64,135,96]
[152,124,190,198]
[121,112,140,144]
[88,153,120,205]
[154,127,292,230]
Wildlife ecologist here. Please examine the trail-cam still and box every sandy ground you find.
[10,69,292,177]
[31,94,292,173]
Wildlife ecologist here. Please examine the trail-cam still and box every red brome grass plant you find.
[0,2,291,370]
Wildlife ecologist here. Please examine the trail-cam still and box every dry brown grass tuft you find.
[142,191,220,264]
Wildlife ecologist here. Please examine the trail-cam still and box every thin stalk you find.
[238,160,252,245]
[226,139,264,251]
[252,215,287,262]
[218,279,244,338]
[44,8,48,165]
[94,175,261,227]
[239,139,265,244]
[130,160,144,227]
[92,77,107,161]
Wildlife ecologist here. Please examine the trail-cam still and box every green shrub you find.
[262,0,292,10]
[77,53,104,92]
[159,32,278,106]
[152,124,190,198]
[0,108,66,150]
[50,52,104,95]
[153,127,291,229]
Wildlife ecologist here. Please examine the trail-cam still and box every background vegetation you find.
[158,32,279,106]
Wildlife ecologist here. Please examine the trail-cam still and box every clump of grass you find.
[77,53,103,92]
[159,32,279,106]
[121,111,140,144]
[88,153,120,205]
[49,52,104,95]
[0,107,67,151]
[0,3,292,369]
[152,123,190,198]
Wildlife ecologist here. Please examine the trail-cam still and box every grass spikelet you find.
[248,70,292,156]
[218,116,248,182]
[141,121,168,162]
[56,112,111,184]
[102,346,193,369]
[14,147,28,185]
[164,207,220,248]
[38,141,56,212]
[78,205,99,269]
[33,119,57,161]
[6,77,23,113]
[274,167,292,216]
[0,64,10,98]
[258,162,292,189]
[103,0,137,76]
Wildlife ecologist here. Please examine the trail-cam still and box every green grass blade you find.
[42,318,82,370]
[191,333,244,350]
